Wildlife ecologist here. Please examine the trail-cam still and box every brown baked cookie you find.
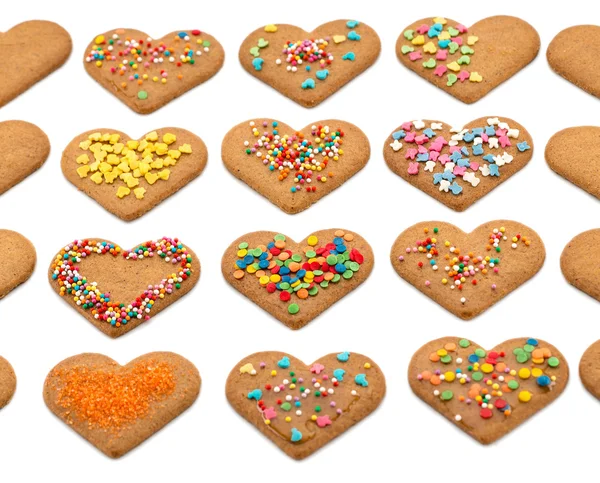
[390,221,545,320]
[0,230,36,300]
[222,119,369,214]
[222,229,373,330]
[226,351,385,459]
[61,128,207,221]
[383,117,533,211]
[44,352,200,458]
[48,237,200,338]
[396,16,539,104]
[0,356,16,409]
[84,28,224,114]
[560,229,600,301]
[580,340,600,400]
[239,20,380,107]
[409,337,567,444]
[0,20,72,108]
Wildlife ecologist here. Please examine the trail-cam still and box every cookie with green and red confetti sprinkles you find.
[391,221,545,319]
[84,28,224,114]
[227,351,385,459]
[409,337,568,444]
[221,229,373,329]
[48,237,200,338]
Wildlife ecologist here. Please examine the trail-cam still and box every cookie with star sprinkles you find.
[226,351,385,459]
[48,237,200,338]
[0,356,16,410]
[409,337,568,444]
[390,221,545,319]
[0,229,36,300]
[84,28,224,114]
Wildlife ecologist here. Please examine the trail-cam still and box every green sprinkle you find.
[291,254,302,262]
[326,255,337,265]
[440,355,452,364]
[441,390,453,401]
[274,234,286,241]
[548,357,560,367]
[516,352,529,364]
[280,402,291,411]
[238,242,248,249]
[459,339,470,348]
[524,344,535,353]
[288,303,299,314]
[474,348,486,358]
[472,372,483,381]
[508,380,519,390]
[306,250,316,258]
[343,271,353,280]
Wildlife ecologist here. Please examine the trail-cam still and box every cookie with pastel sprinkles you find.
[0,230,36,301]
[0,356,16,410]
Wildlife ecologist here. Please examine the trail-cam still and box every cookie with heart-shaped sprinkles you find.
[0,356,16,410]
[44,352,200,458]
[227,351,385,459]
[0,230,36,300]
[409,337,568,444]
[48,237,200,338]
[560,228,600,302]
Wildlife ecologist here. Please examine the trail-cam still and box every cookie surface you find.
[48,237,200,338]
[84,28,224,114]
[409,337,567,444]
[560,229,600,301]
[384,117,533,211]
[0,230,36,300]
[580,340,600,400]
[62,128,207,221]
[396,16,539,104]
[222,229,373,329]
[391,221,545,320]
[0,20,72,108]
[222,119,369,213]
[239,20,380,107]
[226,351,385,459]
[44,352,200,458]
[0,356,16,409]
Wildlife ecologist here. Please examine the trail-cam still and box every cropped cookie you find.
[239,20,380,107]
[0,230,36,300]
[44,352,200,458]
[48,237,200,338]
[391,221,545,320]
[0,21,72,108]
[384,117,533,211]
[0,356,16,409]
[560,229,600,302]
[222,119,369,213]
[580,340,600,401]
[409,337,567,444]
[62,128,207,221]
[222,229,373,330]
[396,16,539,103]
[227,351,385,459]
[84,28,224,114]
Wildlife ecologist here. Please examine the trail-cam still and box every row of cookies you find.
[2,18,600,112]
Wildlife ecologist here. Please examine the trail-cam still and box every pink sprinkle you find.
[429,151,440,161]
[453,166,467,176]
[438,154,450,165]
[458,70,470,82]
[499,136,511,148]
[416,24,429,34]
[481,133,489,142]
[405,248,411,253]
[470,162,479,171]
[454,37,463,46]
[316,415,332,428]
[425,280,431,287]
[401,121,413,130]
[408,51,422,62]
[263,407,277,419]
[456,24,468,33]
[408,162,419,175]
[492,284,497,290]
[311,363,325,374]
[405,148,418,160]
[404,131,416,143]
[399,256,405,261]
[434,65,448,77]
[449,146,461,154]
[436,50,448,61]
[418,145,428,154]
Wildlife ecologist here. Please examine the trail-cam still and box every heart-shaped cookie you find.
[84,28,224,114]
[222,229,373,329]
[227,351,385,459]
[222,119,369,213]
[0,230,36,300]
[44,352,200,458]
[396,16,540,103]
[48,237,200,338]
[383,117,533,211]
[409,337,568,444]
[580,340,600,400]
[391,221,545,319]
[0,356,16,410]
[0,20,72,108]
[560,228,600,301]
[62,128,207,221]
[239,20,380,107]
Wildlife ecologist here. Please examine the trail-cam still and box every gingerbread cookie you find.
[580,340,600,401]
[0,356,16,410]
[391,221,545,320]
[84,28,224,114]
[222,119,369,214]
[239,20,380,107]
[222,229,373,330]
[409,337,568,444]
[44,352,200,458]
[0,21,72,108]
[560,229,600,302]
[48,237,200,338]
[384,117,533,211]
[396,16,539,104]
[62,128,207,221]
[227,351,385,459]
[0,230,36,300]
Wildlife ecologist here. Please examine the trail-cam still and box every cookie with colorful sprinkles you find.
[226,351,385,459]
[222,119,370,213]
[0,230,36,300]
[383,117,533,211]
[409,337,568,444]
[84,28,224,114]
[239,20,380,107]
[44,352,200,458]
[391,221,545,320]
[560,229,600,303]
[48,237,200,338]
[396,16,540,103]
[222,229,373,329]
[0,356,16,410]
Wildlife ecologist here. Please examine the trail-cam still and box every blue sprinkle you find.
[297,269,306,278]
[463,132,475,142]
[527,338,539,346]
[333,237,344,245]
[335,263,347,273]
[428,27,440,38]
[489,164,500,176]
[333,369,346,381]
[291,428,303,442]
[258,260,269,269]
[316,69,329,80]
[301,78,315,89]
[468,354,479,363]
[392,130,406,140]
[277,356,290,369]
[457,158,470,167]
[537,375,551,387]
[483,154,495,163]
[235,260,247,269]
[348,31,361,41]
[517,141,531,152]
[336,244,346,253]
[178,32,187,39]
[449,151,463,162]
[243,255,254,264]
[342,51,356,61]
[449,182,463,195]
[417,153,429,162]
[247,389,262,400]
[461,146,470,156]
[337,351,350,362]
[485,126,496,136]
[438,39,450,49]
[305,66,311,71]
[472,128,484,136]
[346,20,360,28]
[442,171,456,181]
[355,374,368,387]
[473,144,484,156]
[433,173,444,185]
[423,128,436,138]
[252,57,264,71]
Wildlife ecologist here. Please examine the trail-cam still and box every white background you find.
[0,1,597,480]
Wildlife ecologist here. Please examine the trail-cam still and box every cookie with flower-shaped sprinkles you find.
[222,119,369,213]
[48,237,200,338]
[84,28,224,114]
[391,221,545,320]
[0,230,36,300]
[222,229,373,329]
[227,351,385,459]
[0,356,16,410]
[410,337,568,444]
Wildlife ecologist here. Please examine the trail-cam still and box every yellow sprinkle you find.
[467,35,479,46]
[116,186,130,198]
[518,391,532,403]
[447,61,460,72]
[76,165,90,178]
[133,187,146,199]
[518,368,531,379]
[469,72,483,82]
[89,171,103,184]
[265,24,278,33]
[412,35,425,46]
[333,35,346,44]
[433,17,447,25]
[307,235,318,246]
